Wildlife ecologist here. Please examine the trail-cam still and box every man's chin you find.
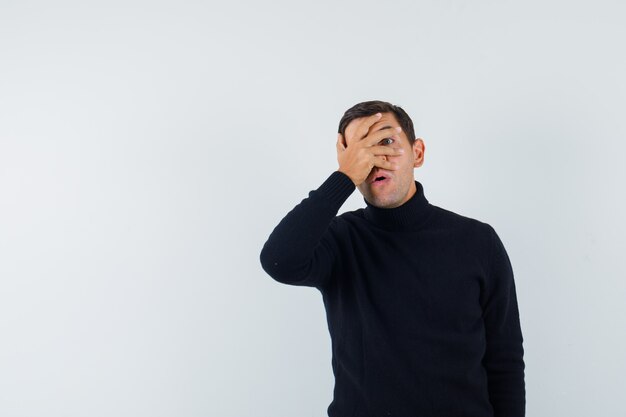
[363,192,393,208]
[360,184,391,201]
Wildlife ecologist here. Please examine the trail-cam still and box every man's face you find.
[344,112,425,208]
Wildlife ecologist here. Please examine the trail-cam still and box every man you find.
[259,100,525,416]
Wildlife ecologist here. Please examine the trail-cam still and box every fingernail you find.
[396,127,402,132]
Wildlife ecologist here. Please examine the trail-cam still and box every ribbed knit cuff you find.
[314,170,356,208]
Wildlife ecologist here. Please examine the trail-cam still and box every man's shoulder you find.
[427,205,501,261]
[429,204,495,236]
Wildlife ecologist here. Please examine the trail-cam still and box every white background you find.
[1,1,625,416]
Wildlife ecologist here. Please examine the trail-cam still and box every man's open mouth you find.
[371,174,390,185]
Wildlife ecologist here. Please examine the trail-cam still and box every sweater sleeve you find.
[481,225,526,417]
[259,171,355,290]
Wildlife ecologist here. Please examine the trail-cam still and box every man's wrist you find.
[336,169,356,186]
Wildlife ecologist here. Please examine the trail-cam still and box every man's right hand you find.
[336,113,404,186]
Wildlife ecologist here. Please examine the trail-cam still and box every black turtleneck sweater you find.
[259,170,525,417]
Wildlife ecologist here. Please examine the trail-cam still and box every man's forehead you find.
[347,113,399,133]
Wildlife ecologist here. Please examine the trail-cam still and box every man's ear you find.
[413,138,425,168]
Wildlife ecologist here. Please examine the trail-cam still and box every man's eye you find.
[380,138,394,145]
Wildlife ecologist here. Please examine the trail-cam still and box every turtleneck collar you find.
[363,180,435,231]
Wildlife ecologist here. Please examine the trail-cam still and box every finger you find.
[373,157,399,170]
[365,126,402,147]
[350,113,383,145]
[369,144,405,156]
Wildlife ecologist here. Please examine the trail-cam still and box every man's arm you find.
[259,171,355,289]
[481,225,526,417]
[261,113,403,289]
